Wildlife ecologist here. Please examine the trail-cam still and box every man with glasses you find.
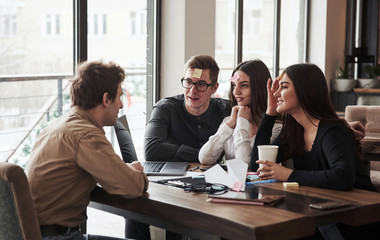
[124,55,230,240]
[144,54,231,162]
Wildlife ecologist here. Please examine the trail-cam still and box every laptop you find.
[142,161,188,176]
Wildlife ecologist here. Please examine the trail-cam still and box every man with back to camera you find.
[144,54,231,162]
[26,60,149,240]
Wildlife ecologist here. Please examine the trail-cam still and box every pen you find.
[189,165,200,172]
[245,179,277,185]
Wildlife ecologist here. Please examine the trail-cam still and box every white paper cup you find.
[258,145,279,170]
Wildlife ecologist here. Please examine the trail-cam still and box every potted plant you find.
[332,66,356,92]
[358,65,380,88]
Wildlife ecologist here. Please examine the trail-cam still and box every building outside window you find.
[88,13,107,36]
[0,14,17,36]
[44,14,60,36]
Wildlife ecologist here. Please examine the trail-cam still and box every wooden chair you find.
[345,105,380,192]
[0,162,42,240]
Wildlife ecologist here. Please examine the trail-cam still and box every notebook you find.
[142,161,188,176]
[207,187,285,206]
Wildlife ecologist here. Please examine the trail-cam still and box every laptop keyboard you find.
[142,161,165,173]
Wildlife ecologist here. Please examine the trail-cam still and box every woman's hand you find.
[266,77,279,116]
[226,106,240,129]
[256,160,292,181]
[237,106,251,122]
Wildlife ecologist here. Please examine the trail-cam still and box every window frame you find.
[74,0,159,123]
[234,0,309,76]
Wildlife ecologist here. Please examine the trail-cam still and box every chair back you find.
[345,105,380,133]
[0,162,42,240]
[114,115,138,163]
[117,114,131,134]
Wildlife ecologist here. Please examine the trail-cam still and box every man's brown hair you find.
[70,60,125,109]
[184,55,220,84]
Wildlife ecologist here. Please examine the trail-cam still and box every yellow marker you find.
[192,68,202,78]
[283,182,299,189]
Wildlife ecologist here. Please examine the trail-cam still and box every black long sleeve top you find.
[251,114,376,191]
[144,94,231,162]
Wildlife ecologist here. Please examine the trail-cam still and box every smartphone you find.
[309,200,351,210]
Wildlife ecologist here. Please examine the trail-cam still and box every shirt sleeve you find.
[233,117,252,164]
[199,117,233,164]
[144,104,199,162]
[288,124,358,190]
[250,114,284,171]
[77,130,148,198]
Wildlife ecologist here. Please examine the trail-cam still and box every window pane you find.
[0,0,73,75]
[88,0,147,160]
[215,0,236,99]
[279,0,307,70]
[242,0,275,75]
[0,0,73,164]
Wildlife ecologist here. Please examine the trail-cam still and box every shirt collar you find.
[70,106,104,132]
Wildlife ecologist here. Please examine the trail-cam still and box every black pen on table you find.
[189,165,199,172]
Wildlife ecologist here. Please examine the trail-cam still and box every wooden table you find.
[90,179,380,240]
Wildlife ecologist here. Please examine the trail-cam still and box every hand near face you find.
[129,161,144,172]
[237,106,252,122]
[266,78,279,116]
[256,160,293,182]
[226,106,240,129]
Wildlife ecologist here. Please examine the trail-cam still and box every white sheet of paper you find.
[205,160,248,191]
[227,159,248,191]
[204,164,235,188]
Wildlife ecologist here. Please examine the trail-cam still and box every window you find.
[0,0,158,164]
[0,14,17,36]
[88,13,107,36]
[0,4,72,76]
[243,10,261,36]
[130,11,146,36]
[44,14,61,36]
[88,0,148,159]
[279,0,308,69]
[215,0,308,98]
[130,12,136,35]
[214,0,236,98]
[242,0,275,71]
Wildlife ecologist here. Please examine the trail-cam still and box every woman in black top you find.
[251,63,378,239]
[251,63,375,192]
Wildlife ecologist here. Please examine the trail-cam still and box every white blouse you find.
[199,116,282,165]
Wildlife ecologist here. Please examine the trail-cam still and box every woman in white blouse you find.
[199,60,282,165]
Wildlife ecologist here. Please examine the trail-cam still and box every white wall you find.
[160,0,216,98]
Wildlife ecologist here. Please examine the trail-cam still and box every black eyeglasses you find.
[189,183,229,195]
[181,78,214,92]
